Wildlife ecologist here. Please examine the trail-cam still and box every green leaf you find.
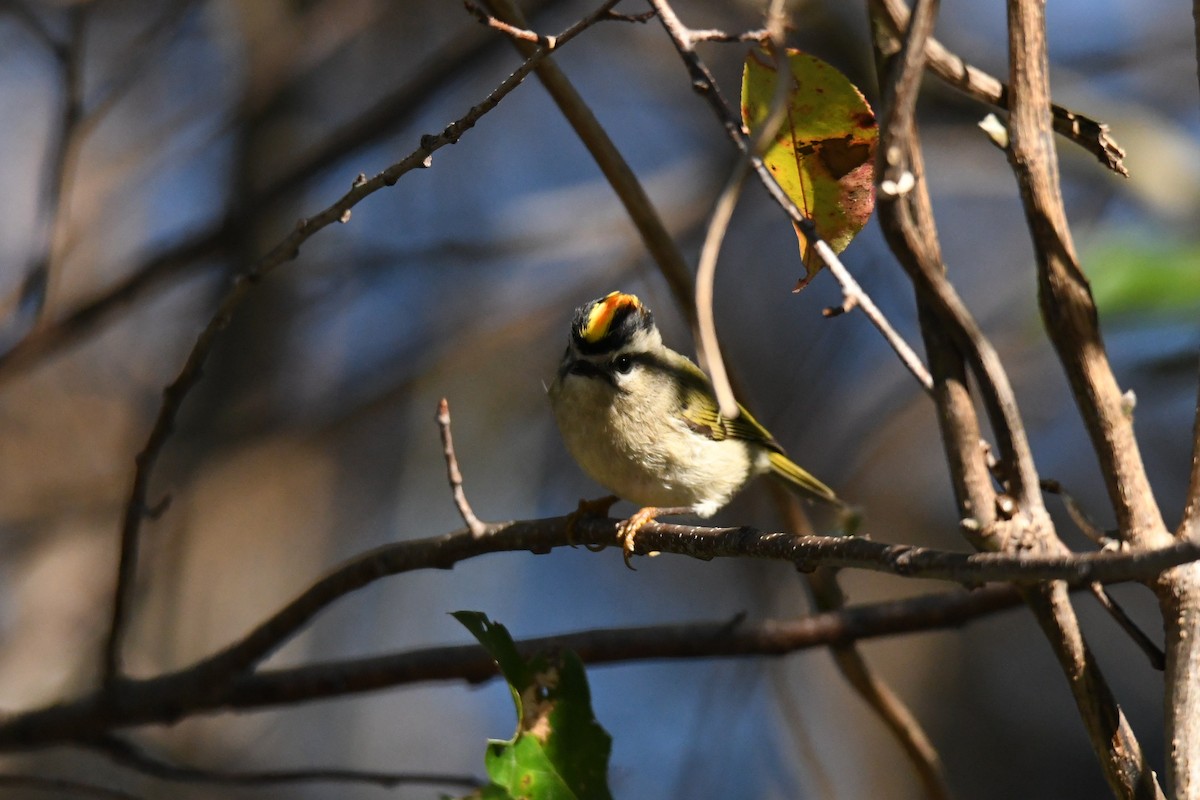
[451,612,613,800]
[742,47,877,290]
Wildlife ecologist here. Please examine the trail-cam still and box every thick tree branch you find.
[1004,2,1165,796]
[0,585,1023,750]
[1004,2,1167,550]
[99,0,623,685]
[867,0,999,537]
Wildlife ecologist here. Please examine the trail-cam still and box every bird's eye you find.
[613,354,634,374]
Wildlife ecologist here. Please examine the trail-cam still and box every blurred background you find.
[0,0,1197,797]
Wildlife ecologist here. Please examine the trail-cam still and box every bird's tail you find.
[768,451,841,506]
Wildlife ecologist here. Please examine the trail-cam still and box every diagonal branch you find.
[98,0,624,686]
[0,0,568,383]
[479,0,697,325]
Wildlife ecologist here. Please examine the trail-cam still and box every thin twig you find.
[478,0,697,325]
[694,163,749,418]
[87,734,481,790]
[0,0,569,383]
[805,564,951,800]
[437,398,486,536]
[646,0,934,398]
[0,0,62,53]
[693,3,788,418]
[0,585,1025,749]
[1042,480,1164,668]
[816,240,933,393]
[1088,584,1165,671]
[1179,361,1200,539]
[688,27,770,43]
[463,0,552,45]
[98,0,623,686]
[1041,478,1110,546]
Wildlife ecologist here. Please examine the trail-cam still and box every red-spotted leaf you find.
[742,48,877,290]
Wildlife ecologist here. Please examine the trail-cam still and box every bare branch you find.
[1088,584,1165,671]
[806,567,951,800]
[1004,2,1167,549]
[437,398,487,536]
[99,0,624,685]
[0,585,1024,749]
[478,0,697,326]
[817,239,934,393]
[693,162,748,418]
[1005,2,1165,795]
[694,10,787,418]
[463,0,553,45]
[0,0,569,383]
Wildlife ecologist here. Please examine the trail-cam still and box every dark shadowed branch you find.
[0,583,1023,750]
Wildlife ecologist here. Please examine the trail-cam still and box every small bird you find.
[548,291,841,565]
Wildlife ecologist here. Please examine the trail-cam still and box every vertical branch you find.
[1003,2,1165,796]
[1005,0,1168,548]
[1157,10,1200,798]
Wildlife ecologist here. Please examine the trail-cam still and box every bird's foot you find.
[566,495,619,549]
[616,507,662,570]
[616,506,693,570]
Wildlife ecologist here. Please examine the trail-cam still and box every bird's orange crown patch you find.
[581,291,641,343]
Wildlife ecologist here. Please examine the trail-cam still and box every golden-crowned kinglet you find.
[549,291,840,564]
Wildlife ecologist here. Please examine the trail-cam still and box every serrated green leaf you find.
[742,47,877,290]
[452,611,534,693]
